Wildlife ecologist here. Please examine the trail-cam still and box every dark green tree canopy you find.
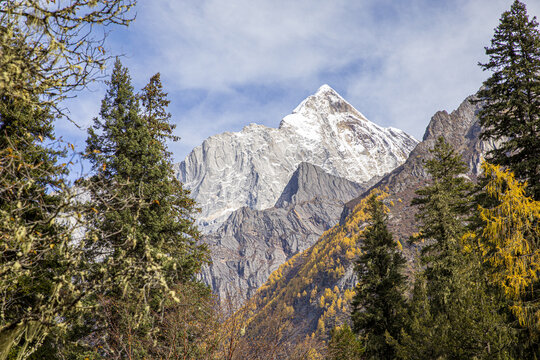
[412,136,472,267]
[351,192,407,360]
[399,137,517,359]
[86,60,206,295]
[477,0,540,200]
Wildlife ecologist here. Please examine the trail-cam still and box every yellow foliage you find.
[310,287,318,300]
[469,162,540,331]
[324,287,333,299]
[343,289,355,303]
[327,303,336,317]
[317,318,325,333]
[241,189,390,341]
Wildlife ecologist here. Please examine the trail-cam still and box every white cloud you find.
[129,0,370,90]
[61,0,540,163]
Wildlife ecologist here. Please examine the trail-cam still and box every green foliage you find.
[0,0,135,108]
[0,2,219,359]
[396,258,517,359]
[476,0,540,200]
[411,136,473,311]
[351,193,407,360]
[84,60,208,356]
[0,88,72,359]
[0,3,136,356]
[326,324,364,360]
[397,138,517,359]
[0,98,146,359]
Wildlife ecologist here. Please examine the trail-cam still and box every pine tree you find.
[411,136,473,312]
[0,90,72,359]
[397,137,517,359]
[350,191,407,360]
[326,324,364,360]
[0,2,134,358]
[85,60,208,355]
[477,0,540,200]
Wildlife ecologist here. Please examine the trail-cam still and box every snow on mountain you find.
[176,85,418,231]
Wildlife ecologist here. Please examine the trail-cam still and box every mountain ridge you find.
[241,93,496,346]
[199,161,366,302]
[176,85,418,232]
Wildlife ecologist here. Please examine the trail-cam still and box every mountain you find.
[199,162,366,302]
[176,85,418,232]
[341,95,495,240]
[241,94,496,347]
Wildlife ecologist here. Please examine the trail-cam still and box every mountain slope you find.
[177,85,418,231]
[342,95,495,241]
[242,94,496,346]
[199,162,366,302]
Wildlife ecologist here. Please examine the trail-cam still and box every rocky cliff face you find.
[176,85,418,232]
[341,95,495,237]
[243,94,497,345]
[199,162,366,302]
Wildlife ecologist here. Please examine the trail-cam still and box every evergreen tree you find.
[476,0,540,200]
[326,324,364,360]
[351,192,407,360]
[0,2,134,358]
[0,94,67,359]
[85,60,208,355]
[397,137,517,359]
[411,136,473,312]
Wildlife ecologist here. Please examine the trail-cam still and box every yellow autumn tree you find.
[473,162,540,333]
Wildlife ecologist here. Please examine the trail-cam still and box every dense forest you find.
[1,1,539,359]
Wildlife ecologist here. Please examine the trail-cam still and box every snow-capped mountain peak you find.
[289,84,368,121]
[177,86,418,231]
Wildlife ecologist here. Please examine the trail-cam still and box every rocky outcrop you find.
[176,85,418,232]
[244,94,497,344]
[275,162,379,209]
[199,162,366,302]
[341,95,495,239]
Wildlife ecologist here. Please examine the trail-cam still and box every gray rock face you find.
[275,162,378,209]
[334,95,496,317]
[342,95,495,227]
[243,94,498,344]
[176,85,418,232]
[199,162,366,302]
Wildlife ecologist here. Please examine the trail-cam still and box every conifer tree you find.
[326,324,364,360]
[351,192,407,360]
[0,2,135,358]
[397,137,517,359]
[85,60,208,355]
[0,94,67,359]
[411,136,473,311]
[477,0,540,200]
[472,162,540,354]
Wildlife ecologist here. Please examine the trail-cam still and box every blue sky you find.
[57,0,540,166]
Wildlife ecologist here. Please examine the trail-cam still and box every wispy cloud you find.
[61,0,540,163]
